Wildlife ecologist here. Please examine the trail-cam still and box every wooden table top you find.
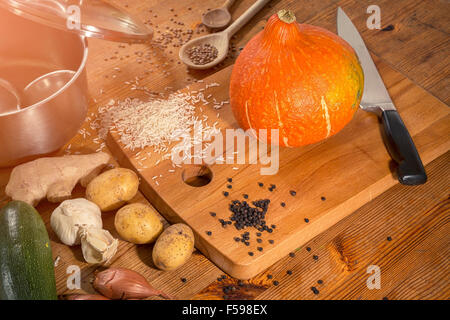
[0,0,448,300]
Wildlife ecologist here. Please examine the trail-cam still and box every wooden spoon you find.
[202,0,236,29]
[179,0,271,70]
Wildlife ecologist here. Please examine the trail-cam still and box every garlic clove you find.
[80,227,118,264]
[51,198,102,246]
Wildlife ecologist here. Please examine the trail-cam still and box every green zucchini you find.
[0,201,57,300]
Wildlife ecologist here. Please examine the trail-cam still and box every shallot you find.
[93,268,173,300]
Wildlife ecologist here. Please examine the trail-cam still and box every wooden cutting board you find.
[107,57,449,280]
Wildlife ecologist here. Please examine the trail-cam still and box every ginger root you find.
[5,152,111,207]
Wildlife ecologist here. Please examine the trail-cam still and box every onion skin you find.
[93,268,173,300]
[62,294,110,300]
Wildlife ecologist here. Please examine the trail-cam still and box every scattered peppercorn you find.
[313,255,319,260]
[317,280,323,284]
[306,247,311,252]
[206,231,212,236]
[287,270,293,275]
[289,252,295,258]
[382,296,389,300]
[281,202,286,207]
[257,247,263,251]
[269,240,274,244]
[258,182,264,187]
[256,232,262,237]
[234,237,240,242]
[267,274,273,279]
[304,218,310,223]
[273,280,279,286]
[243,194,249,199]
[227,178,232,183]
[227,184,232,189]
[248,252,254,256]
[271,224,276,229]
[290,190,296,196]
[387,236,392,241]
[321,196,326,201]
[311,287,319,295]
[223,191,229,197]
[257,238,262,243]
[181,277,187,283]
[381,24,395,31]
[209,212,217,217]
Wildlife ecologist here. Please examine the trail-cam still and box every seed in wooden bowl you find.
[187,43,218,65]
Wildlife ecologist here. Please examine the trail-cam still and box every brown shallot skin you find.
[62,294,110,300]
[93,268,173,300]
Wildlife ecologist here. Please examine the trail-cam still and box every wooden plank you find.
[193,152,450,300]
[0,0,448,299]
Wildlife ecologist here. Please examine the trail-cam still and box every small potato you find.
[152,224,194,271]
[114,203,163,244]
[86,168,139,211]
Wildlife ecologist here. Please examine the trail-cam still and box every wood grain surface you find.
[0,0,449,299]
[107,56,449,280]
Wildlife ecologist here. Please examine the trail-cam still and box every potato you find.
[152,224,194,271]
[114,203,163,244]
[86,168,139,211]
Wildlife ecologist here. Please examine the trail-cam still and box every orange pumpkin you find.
[230,10,364,147]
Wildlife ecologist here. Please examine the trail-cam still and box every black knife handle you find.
[381,110,427,185]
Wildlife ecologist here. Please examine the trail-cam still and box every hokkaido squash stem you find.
[277,9,296,24]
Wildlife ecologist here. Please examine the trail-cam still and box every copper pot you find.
[0,8,88,167]
[0,0,152,167]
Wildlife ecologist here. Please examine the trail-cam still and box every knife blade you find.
[337,7,427,185]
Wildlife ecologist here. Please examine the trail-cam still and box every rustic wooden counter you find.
[0,0,448,299]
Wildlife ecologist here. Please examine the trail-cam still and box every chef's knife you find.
[337,7,427,185]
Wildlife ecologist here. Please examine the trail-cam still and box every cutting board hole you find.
[182,165,213,187]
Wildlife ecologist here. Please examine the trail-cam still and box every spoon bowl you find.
[22,70,76,107]
[179,33,229,70]
[202,8,232,29]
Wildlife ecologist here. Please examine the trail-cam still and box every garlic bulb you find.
[51,198,102,246]
[80,228,118,264]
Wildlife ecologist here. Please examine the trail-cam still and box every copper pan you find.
[0,8,88,167]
